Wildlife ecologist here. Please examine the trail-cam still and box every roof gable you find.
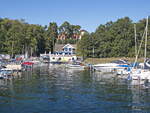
[63,44,74,49]
[54,44,76,52]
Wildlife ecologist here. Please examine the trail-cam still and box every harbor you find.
[0,63,150,113]
[1,32,150,112]
[1,0,150,112]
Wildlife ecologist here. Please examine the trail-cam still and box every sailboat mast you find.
[144,16,148,62]
[134,24,137,57]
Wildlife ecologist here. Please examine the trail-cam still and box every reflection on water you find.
[0,64,150,113]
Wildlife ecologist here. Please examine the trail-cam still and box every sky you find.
[0,0,150,32]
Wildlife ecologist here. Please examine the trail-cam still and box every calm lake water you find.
[0,64,150,113]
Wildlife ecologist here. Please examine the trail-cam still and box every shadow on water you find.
[0,64,150,113]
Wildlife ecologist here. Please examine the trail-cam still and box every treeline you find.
[1,17,150,58]
[0,18,81,57]
[77,17,150,58]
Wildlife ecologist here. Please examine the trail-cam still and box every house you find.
[62,44,76,55]
[54,44,76,55]
[40,44,78,63]
[49,44,77,63]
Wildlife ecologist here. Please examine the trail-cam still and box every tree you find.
[77,32,93,59]
[92,17,134,58]
[46,22,58,53]
[59,21,72,39]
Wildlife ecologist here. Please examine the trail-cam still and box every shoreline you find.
[83,57,145,64]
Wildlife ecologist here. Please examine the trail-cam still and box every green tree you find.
[93,17,134,58]
[59,21,72,39]
[46,22,58,53]
[77,33,93,59]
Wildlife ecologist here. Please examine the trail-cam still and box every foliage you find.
[77,33,93,59]
[0,17,150,58]
[77,17,150,58]
[46,22,58,53]
[58,21,81,40]
[0,18,46,57]
[0,18,80,57]
[56,39,78,44]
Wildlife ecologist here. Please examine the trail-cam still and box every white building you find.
[49,44,77,63]
[62,44,76,55]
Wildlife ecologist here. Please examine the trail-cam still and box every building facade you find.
[40,44,77,63]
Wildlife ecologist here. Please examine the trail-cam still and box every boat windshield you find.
[111,60,128,64]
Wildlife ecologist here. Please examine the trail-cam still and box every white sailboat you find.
[128,16,150,83]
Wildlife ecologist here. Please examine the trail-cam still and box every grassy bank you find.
[84,57,145,64]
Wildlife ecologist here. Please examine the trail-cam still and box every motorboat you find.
[93,59,129,73]
[66,61,85,70]
[0,69,14,79]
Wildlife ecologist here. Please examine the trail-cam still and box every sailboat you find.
[128,16,150,83]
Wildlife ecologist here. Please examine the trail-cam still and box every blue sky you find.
[0,0,150,32]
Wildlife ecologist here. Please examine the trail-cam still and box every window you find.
[64,48,68,51]
[69,48,71,51]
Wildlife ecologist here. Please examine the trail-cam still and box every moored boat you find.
[66,61,85,70]
[93,59,129,73]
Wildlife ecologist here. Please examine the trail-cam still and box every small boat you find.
[66,62,85,70]
[22,61,34,65]
[0,69,14,79]
[21,61,34,70]
[6,64,22,71]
